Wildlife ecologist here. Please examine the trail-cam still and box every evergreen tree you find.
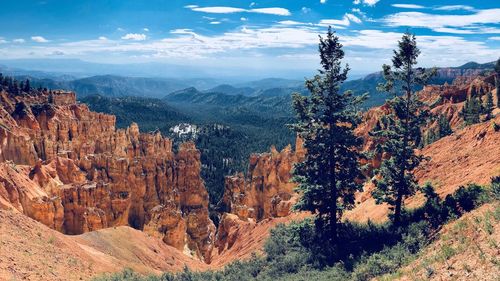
[24,79,31,92]
[461,96,481,125]
[371,32,436,226]
[437,114,452,137]
[495,58,500,108]
[10,79,19,95]
[484,92,494,121]
[424,128,438,146]
[470,86,477,98]
[290,27,365,240]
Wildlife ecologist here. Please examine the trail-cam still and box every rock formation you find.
[0,89,214,262]
[221,136,304,222]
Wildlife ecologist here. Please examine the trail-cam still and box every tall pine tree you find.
[291,27,365,240]
[461,96,481,125]
[495,58,500,109]
[484,92,494,121]
[371,32,436,226]
[437,114,452,137]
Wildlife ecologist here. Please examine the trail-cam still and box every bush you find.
[491,176,500,200]
[93,268,149,281]
[453,184,486,212]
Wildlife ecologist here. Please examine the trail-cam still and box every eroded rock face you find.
[0,90,214,262]
[221,137,304,222]
[214,139,303,261]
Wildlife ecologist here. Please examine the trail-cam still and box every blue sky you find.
[0,0,499,77]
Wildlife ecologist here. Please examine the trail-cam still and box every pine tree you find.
[371,32,436,226]
[290,27,365,240]
[470,86,477,98]
[24,79,31,92]
[484,92,494,120]
[424,128,438,146]
[495,58,500,108]
[437,114,452,137]
[461,96,481,125]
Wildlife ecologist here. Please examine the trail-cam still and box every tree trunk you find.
[495,74,500,108]
[394,189,403,226]
[329,150,337,241]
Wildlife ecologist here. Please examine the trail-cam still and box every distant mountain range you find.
[1,60,495,108]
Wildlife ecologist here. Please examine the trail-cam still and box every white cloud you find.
[489,36,500,41]
[5,23,499,73]
[320,0,327,4]
[192,7,245,14]
[170,29,195,35]
[31,36,49,43]
[338,29,500,68]
[279,20,308,26]
[210,21,221,25]
[319,13,362,27]
[188,6,291,16]
[0,38,7,44]
[353,0,380,6]
[392,4,425,9]
[302,7,311,14]
[51,50,64,56]
[346,13,362,23]
[250,8,291,16]
[434,5,474,11]
[13,38,25,43]
[383,8,500,34]
[362,0,380,6]
[98,36,108,40]
[117,27,125,32]
[240,17,248,21]
[121,33,147,41]
[143,28,149,32]
[184,5,198,9]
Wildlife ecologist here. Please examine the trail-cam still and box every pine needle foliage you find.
[290,27,366,240]
[371,32,436,225]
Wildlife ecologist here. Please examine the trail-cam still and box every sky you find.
[0,0,499,78]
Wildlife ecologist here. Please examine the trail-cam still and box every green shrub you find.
[93,268,149,281]
[453,184,486,212]
[491,176,500,200]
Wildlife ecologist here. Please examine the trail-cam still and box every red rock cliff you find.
[0,90,214,262]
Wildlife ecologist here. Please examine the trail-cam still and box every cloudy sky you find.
[0,0,499,77]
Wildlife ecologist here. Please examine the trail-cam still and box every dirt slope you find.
[210,212,308,268]
[387,202,500,281]
[0,209,207,281]
[347,115,500,223]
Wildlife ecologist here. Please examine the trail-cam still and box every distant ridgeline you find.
[3,60,495,109]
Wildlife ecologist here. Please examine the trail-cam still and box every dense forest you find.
[81,93,296,207]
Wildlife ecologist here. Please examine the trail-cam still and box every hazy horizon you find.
[1,0,499,79]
